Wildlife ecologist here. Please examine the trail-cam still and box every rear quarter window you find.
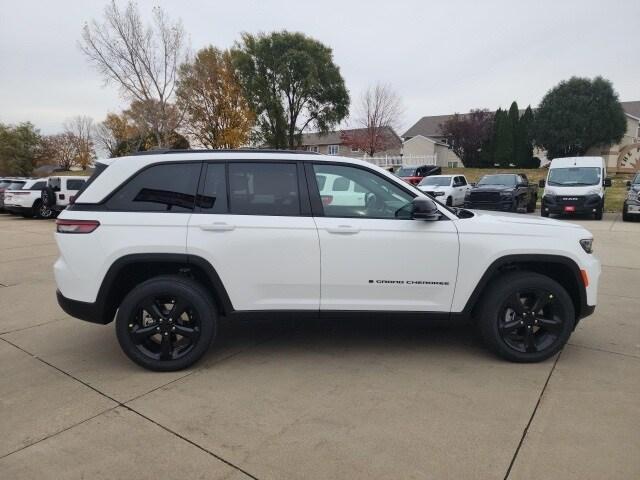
[106,162,201,212]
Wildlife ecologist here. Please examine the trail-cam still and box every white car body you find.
[542,157,608,217]
[47,176,90,210]
[55,152,600,314]
[3,178,48,216]
[417,174,471,206]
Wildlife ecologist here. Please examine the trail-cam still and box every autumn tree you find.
[232,31,349,149]
[64,116,95,169]
[80,1,187,148]
[176,46,255,149]
[340,84,403,157]
[534,76,626,159]
[43,133,79,170]
[94,112,138,157]
[440,109,494,167]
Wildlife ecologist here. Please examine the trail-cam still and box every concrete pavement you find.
[0,212,638,479]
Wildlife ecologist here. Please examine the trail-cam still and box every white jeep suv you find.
[54,150,600,371]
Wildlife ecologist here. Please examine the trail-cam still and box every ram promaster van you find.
[540,157,611,220]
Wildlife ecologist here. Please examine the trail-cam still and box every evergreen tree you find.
[519,106,537,167]
[493,109,513,167]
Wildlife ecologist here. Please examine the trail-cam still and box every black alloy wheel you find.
[498,288,564,354]
[116,275,216,371]
[478,271,574,362]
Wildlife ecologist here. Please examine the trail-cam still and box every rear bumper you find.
[542,194,601,214]
[5,205,33,215]
[56,289,110,324]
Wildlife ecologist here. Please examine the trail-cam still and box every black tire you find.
[526,194,536,213]
[477,271,575,363]
[594,203,603,221]
[541,209,549,217]
[41,186,55,207]
[115,275,217,371]
[446,196,452,207]
[33,199,55,219]
[622,204,631,222]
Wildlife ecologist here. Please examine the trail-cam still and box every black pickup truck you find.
[464,173,538,213]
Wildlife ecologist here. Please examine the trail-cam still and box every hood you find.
[472,184,513,192]
[457,209,588,236]
[419,184,448,190]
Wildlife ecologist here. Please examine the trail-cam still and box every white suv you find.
[41,176,89,215]
[4,178,54,218]
[54,150,601,370]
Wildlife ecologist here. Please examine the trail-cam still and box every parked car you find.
[395,165,442,185]
[464,173,537,213]
[316,172,366,207]
[622,172,640,222]
[0,179,27,212]
[55,150,599,371]
[41,176,89,215]
[539,157,611,220]
[3,178,54,218]
[417,174,471,206]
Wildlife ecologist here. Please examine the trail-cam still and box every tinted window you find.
[477,175,517,186]
[66,179,86,190]
[30,181,46,190]
[457,176,467,186]
[7,182,25,190]
[313,164,413,219]
[228,163,300,216]
[198,163,227,213]
[107,163,200,212]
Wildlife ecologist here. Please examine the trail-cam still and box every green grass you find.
[442,167,632,212]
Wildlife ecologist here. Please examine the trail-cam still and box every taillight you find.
[56,219,100,234]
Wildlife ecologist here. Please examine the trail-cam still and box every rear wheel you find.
[115,275,217,371]
[477,271,574,362]
[33,200,54,219]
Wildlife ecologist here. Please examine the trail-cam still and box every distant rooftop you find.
[403,101,640,139]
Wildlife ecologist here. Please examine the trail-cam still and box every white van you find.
[540,157,611,220]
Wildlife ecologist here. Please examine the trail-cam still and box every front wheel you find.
[115,275,217,371]
[477,271,574,362]
[594,203,603,220]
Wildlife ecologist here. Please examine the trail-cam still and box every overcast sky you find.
[0,0,638,136]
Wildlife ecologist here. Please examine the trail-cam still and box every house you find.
[403,101,640,172]
[298,127,402,159]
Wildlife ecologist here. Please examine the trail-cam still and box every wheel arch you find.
[94,253,233,324]
[462,254,588,322]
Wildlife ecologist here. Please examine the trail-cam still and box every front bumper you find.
[542,194,601,215]
[464,198,514,211]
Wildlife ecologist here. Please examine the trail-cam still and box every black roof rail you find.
[129,148,320,156]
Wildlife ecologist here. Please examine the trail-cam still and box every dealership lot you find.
[0,213,638,479]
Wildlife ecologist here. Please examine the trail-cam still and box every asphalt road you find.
[0,212,638,479]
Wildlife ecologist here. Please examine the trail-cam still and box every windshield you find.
[548,167,601,186]
[477,174,517,186]
[632,173,640,185]
[396,167,416,177]
[419,176,450,187]
[7,181,25,190]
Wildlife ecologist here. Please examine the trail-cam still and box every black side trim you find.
[461,254,591,320]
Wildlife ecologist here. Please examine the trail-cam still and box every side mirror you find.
[538,179,546,188]
[626,180,631,188]
[470,182,476,187]
[411,197,440,221]
[603,177,612,187]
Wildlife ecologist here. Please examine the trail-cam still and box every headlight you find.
[586,188,601,196]
[433,191,445,197]
[500,191,512,197]
[579,238,593,254]
[627,190,639,201]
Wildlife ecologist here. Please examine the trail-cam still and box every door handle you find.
[200,222,235,232]
[326,225,360,234]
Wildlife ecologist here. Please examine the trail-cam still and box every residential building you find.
[298,127,402,159]
[403,101,640,172]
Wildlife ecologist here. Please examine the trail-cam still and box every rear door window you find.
[66,179,86,190]
[106,163,201,212]
[228,163,300,216]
